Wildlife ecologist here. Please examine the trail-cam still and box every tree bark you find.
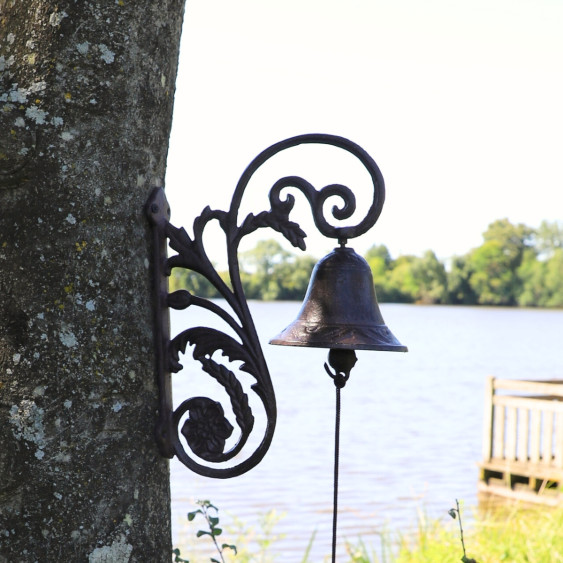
[0,1,185,560]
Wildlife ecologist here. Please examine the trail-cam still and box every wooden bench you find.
[479,377,563,505]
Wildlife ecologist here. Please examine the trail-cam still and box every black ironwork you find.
[146,133,392,478]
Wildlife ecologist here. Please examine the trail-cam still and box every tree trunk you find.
[0,1,185,560]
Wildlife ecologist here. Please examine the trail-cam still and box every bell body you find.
[270,246,407,352]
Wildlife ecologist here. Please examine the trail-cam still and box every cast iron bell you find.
[270,245,407,352]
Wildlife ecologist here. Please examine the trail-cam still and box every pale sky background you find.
[165,0,563,264]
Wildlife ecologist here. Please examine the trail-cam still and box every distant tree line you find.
[169,219,563,308]
[168,239,317,301]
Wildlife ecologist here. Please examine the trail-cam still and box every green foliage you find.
[171,238,315,302]
[345,536,393,562]
[170,268,221,298]
[374,218,562,308]
[366,249,448,305]
[300,530,317,563]
[482,219,534,264]
[463,219,534,306]
[410,250,448,304]
[447,499,476,563]
[241,239,291,278]
[176,500,563,562]
[468,240,516,305]
[179,500,237,563]
[447,256,477,305]
[393,503,563,563]
[536,220,563,257]
[225,508,286,562]
[366,245,402,302]
[169,219,563,308]
[365,244,392,266]
[175,501,285,563]
[172,547,190,562]
[517,248,546,307]
[240,239,315,300]
[543,249,563,307]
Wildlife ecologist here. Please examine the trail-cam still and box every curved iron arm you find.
[145,133,385,478]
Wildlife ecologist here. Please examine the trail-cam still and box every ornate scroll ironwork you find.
[145,133,385,478]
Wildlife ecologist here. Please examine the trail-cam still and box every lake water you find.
[170,302,563,561]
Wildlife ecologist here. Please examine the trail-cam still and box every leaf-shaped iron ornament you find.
[145,134,385,477]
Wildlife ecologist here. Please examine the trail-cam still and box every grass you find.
[458,503,563,563]
[176,501,563,562]
[375,502,563,563]
[175,504,287,562]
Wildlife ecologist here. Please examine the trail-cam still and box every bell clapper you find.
[324,348,357,389]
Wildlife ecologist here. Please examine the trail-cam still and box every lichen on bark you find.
[0,1,186,560]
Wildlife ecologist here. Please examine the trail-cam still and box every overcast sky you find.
[165,0,563,262]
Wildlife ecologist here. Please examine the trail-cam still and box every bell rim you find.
[269,321,408,352]
[269,338,408,352]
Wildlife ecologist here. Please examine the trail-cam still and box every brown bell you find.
[269,246,407,352]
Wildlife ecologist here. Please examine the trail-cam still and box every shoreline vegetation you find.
[175,500,563,562]
[170,218,563,308]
